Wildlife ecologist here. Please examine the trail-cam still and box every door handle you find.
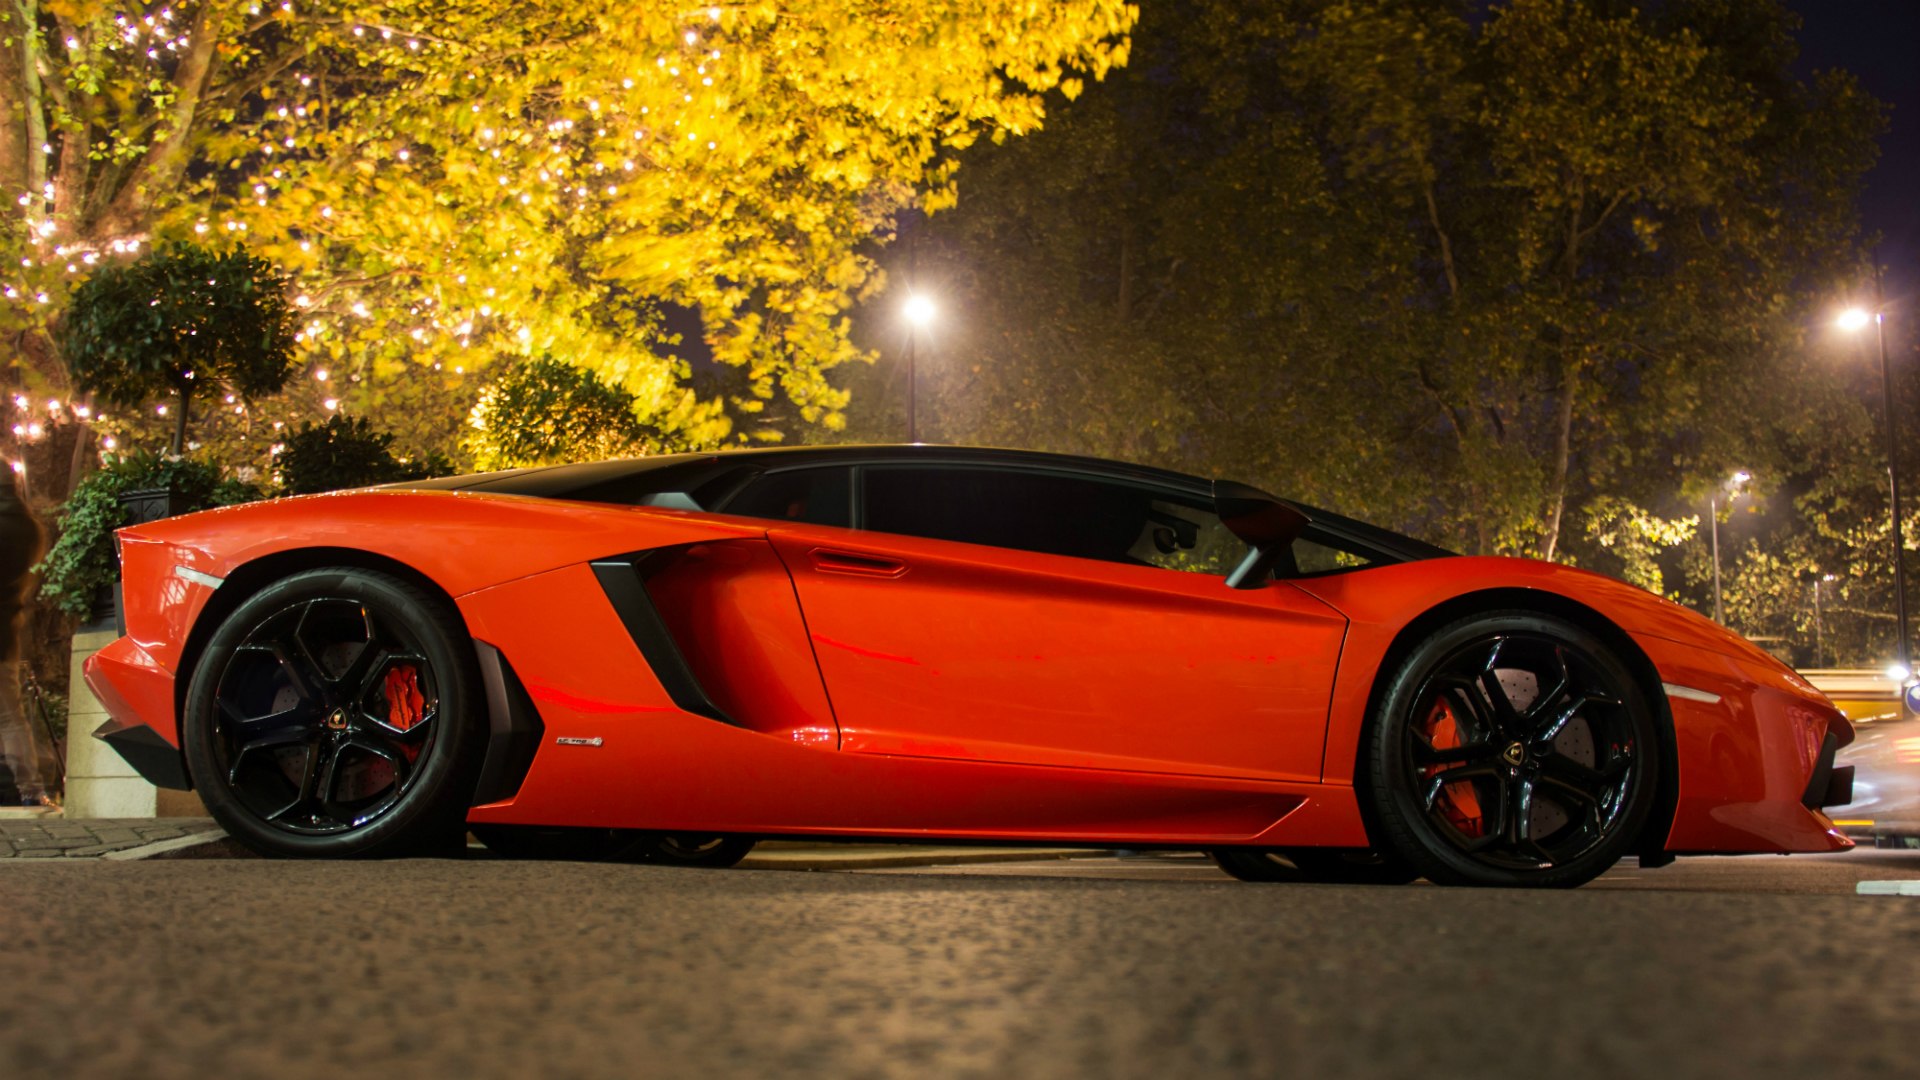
[809,548,909,578]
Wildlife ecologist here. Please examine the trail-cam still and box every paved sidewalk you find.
[0,815,224,859]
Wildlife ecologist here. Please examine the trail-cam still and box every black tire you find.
[1212,848,1421,884]
[1363,610,1660,888]
[618,833,756,868]
[472,824,628,861]
[182,568,485,858]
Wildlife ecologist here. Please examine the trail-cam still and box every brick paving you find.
[0,816,224,859]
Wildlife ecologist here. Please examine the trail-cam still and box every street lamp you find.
[902,292,936,444]
[1813,573,1836,669]
[1838,302,1910,686]
[1709,470,1752,625]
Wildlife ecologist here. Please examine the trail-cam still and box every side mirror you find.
[1213,479,1311,589]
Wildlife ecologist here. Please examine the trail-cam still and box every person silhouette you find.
[0,464,55,808]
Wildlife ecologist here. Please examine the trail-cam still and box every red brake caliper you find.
[1422,698,1485,835]
[383,664,427,755]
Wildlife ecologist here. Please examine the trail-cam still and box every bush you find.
[58,242,298,454]
[274,414,453,496]
[35,453,262,618]
[466,356,681,469]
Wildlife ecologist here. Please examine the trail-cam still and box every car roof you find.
[395,444,1453,562]
[402,444,1205,495]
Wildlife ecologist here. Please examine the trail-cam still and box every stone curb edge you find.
[101,831,233,861]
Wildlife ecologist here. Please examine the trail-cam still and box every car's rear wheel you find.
[620,834,756,868]
[1212,848,1420,884]
[1364,611,1659,888]
[183,568,484,858]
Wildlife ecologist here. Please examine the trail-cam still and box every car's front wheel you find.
[1363,611,1660,889]
[183,568,485,858]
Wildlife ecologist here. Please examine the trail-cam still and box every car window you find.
[861,465,1246,575]
[717,467,853,528]
[1290,536,1376,576]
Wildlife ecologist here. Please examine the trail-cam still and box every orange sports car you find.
[85,446,1854,886]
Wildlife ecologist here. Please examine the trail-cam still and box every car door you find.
[765,463,1349,783]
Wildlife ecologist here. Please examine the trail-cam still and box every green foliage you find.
[849,0,1882,588]
[57,243,298,452]
[2,2,1137,480]
[466,356,681,470]
[273,414,452,496]
[34,452,261,618]
[1580,496,1699,597]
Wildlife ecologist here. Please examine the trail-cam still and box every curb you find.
[101,830,235,861]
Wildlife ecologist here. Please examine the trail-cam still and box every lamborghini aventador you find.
[84,445,1855,887]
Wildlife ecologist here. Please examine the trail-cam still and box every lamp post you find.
[1839,303,1911,683]
[1710,470,1752,625]
[1814,573,1836,669]
[902,292,936,444]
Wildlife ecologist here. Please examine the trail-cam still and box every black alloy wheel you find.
[1364,611,1660,888]
[184,569,484,858]
[1212,848,1421,885]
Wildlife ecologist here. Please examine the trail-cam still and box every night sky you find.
[1790,0,1920,303]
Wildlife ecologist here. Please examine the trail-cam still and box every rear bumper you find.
[83,636,192,789]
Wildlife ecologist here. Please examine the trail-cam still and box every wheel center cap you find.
[1501,742,1527,767]
[325,708,349,732]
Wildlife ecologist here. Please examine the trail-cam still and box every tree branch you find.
[94,3,219,236]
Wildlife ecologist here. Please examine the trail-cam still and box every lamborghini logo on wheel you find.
[1501,743,1526,766]
[325,709,349,731]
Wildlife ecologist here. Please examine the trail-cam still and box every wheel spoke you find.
[1539,754,1612,800]
[1506,777,1536,848]
[1421,763,1497,811]
[226,703,323,750]
[1477,668,1524,739]
[1410,735,1497,767]
[266,640,323,701]
[321,737,410,826]
[1430,675,1496,742]
[1533,693,1590,745]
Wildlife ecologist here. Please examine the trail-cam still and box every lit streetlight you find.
[1838,300,1910,690]
[1710,470,1752,625]
[901,291,936,443]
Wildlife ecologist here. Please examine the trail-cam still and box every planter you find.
[117,485,192,527]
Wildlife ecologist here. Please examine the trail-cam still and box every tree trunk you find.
[1538,364,1578,560]
[17,0,47,211]
[171,388,189,455]
[0,2,30,196]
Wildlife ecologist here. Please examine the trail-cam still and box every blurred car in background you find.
[1807,668,1920,847]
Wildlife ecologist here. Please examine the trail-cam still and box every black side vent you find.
[471,642,547,806]
[590,555,740,727]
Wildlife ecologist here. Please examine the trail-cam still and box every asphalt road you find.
[3,851,1919,1080]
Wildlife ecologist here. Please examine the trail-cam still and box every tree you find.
[845,0,1882,585]
[219,1,1135,450]
[273,413,449,494]
[58,242,297,453]
[465,355,679,469]
[3,1,1138,484]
